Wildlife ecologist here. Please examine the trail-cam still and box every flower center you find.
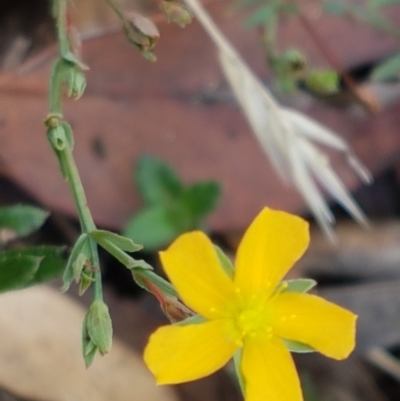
[235,302,272,342]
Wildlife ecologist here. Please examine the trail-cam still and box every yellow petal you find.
[270,293,357,359]
[143,320,237,384]
[241,336,303,401]
[234,208,309,296]
[160,231,236,319]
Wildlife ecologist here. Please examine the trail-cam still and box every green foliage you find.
[283,278,317,293]
[243,3,278,28]
[303,69,339,95]
[0,204,49,237]
[214,245,234,278]
[372,52,400,81]
[62,233,91,293]
[323,0,399,36]
[123,156,221,251]
[136,156,183,206]
[0,246,65,292]
[90,229,150,270]
[268,48,307,93]
[284,339,315,353]
[0,204,66,293]
[369,0,400,7]
[241,0,297,28]
[322,0,347,16]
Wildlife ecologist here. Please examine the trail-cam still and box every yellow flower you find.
[144,208,356,401]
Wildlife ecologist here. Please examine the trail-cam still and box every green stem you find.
[49,0,103,302]
[49,60,63,114]
[55,0,70,56]
[58,147,103,301]
[105,0,126,20]
[58,149,95,233]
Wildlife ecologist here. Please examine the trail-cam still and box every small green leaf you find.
[244,4,277,28]
[233,349,245,394]
[0,253,41,292]
[323,0,347,16]
[0,205,49,237]
[79,270,95,296]
[73,252,88,283]
[82,314,98,368]
[304,69,339,95]
[214,245,234,279]
[83,341,98,368]
[369,0,400,7]
[62,233,90,292]
[284,339,315,353]
[283,278,317,293]
[95,237,152,270]
[91,229,142,252]
[372,53,400,81]
[62,52,89,71]
[175,315,206,326]
[182,181,221,219]
[61,121,74,150]
[136,156,183,206]
[352,6,395,33]
[123,206,180,251]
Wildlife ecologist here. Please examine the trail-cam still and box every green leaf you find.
[369,0,400,7]
[182,181,221,219]
[284,339,315,353]
[73,252,88,283]
[244,4,277,28]
[304,69,339,95]
[95,237,152,270]
[123,206,180,251]
[82,314,98,368]
[283,278,317,293]
[175,314,206,326]
[0,246,66,292]
[214,245,234,279]
[136,156,183,206]
[79,270,95,296]
[372,53,400,81]
[233,349,245,394]
[0,253,41,292]
[352,6,395,33]
[61,121,74,150]
[0,205,49,237]
[91,229,143,252]
[62,233,90,292]
[17,246,66,285]
[62,52,89,71]
[323,0,347,16]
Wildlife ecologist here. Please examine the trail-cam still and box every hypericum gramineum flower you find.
[144,208,356,401]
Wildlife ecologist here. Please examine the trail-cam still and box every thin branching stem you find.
[48,0,103,302]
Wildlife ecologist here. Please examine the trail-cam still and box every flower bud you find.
[65,65,87,100]
[160,1,192,27]
[123,12,160,61]
[85,301,113,356]
[47,124,67,151]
